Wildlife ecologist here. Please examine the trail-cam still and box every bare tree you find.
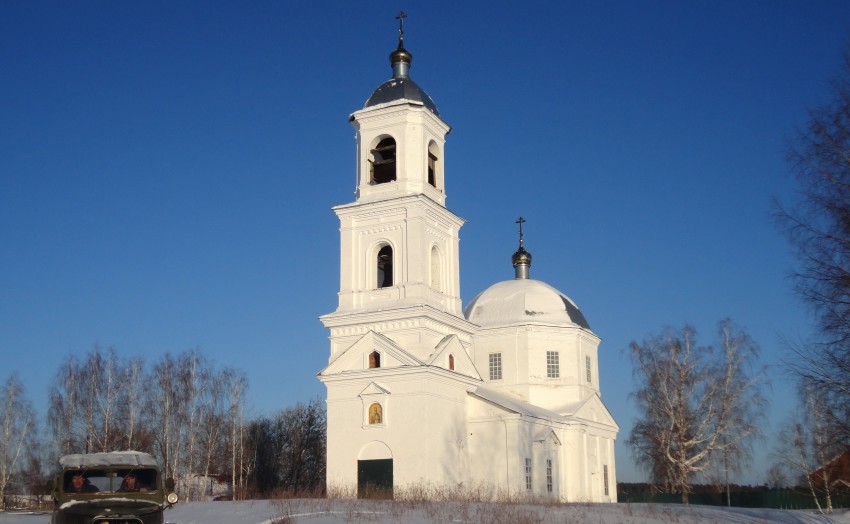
[710,320,768,506]
[82,346,124,452]
[145,352,184,481]
[48,347,147,455]
[122,357,145,450]
[246,398,326,496]
[280,398,326,494]
[774,382,841,513]
[19,449,49,507]
[177,350,209,501]
[198,369,229,498]
[48,355,81,455]
[222,369,247,500]
[765,463,787,490]
[627,320,767,503]
[0,374,36,509]
[775,50,850,446]
[44,346,251,502]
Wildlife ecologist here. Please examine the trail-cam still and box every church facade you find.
[318,22,618,502]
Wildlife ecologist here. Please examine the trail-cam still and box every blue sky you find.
[2,1,849,484]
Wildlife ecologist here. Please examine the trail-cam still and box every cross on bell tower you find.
[396,10,407,42]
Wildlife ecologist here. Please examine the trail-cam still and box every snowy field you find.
[2,500,849,524]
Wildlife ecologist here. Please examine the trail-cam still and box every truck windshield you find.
[63,468,158,495]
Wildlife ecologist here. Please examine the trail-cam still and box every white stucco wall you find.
[323,368,476,491]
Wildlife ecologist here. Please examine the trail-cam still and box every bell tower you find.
[320,13,474,362]
[352,13,449,206]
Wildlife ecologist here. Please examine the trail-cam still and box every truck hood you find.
[58,498,163,517]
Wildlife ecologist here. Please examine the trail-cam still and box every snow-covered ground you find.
[2,500,849,523]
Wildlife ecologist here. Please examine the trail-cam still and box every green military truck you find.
[50,451,178,524]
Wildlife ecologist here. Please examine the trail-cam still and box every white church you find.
[318,17,618,502]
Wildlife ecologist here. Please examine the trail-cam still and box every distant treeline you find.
[617,482,850,509]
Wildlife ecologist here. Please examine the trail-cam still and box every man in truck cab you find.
[119,473,150,493]
[67,473,99,494]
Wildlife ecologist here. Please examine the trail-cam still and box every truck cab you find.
[51,451,178,524]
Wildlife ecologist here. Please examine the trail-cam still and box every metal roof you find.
[364,77,439,116]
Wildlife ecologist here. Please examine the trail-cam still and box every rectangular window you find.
[586,355,592,383]
[603,465,609,496]
[546,351,559,378]
[546,459,553,493]
[525,458,532,491]
[489,353,502,380]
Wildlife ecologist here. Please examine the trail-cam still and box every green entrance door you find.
[357,458,393,499]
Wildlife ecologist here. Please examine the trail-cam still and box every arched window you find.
[448,354,455,371]
[369,351,381,369]
[377,245,393,288]
[430,245,441,291]
[427,141,439,188]
[371,137,396,184]
[368,403,383,424]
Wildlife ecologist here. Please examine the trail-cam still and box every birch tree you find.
[774,383,840,513]
[48,355,80,455]
[709,320,768,506]
[627,320,767,503]
[198,370,229,497]
[81,347,123,452]
[0,374,36,509]
[48,347,145,455]
[177,350,209,501]
[146,352,183,481]
[122,357,145,450]
[223,369,247,500]
[44,346,250,501]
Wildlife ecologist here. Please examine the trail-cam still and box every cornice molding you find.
[321,304,478,335]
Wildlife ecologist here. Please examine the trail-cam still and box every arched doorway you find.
[357,441,393,499]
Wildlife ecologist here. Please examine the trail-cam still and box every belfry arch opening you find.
[377,245,393,288]
[427,141,440,188]
[370,137,397,184]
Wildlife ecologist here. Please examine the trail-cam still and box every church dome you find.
[464,279,591,330]
[365,76,439,116]
[364,19,439,116]
[465,219,590,330]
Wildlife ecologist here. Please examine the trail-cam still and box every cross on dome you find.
[512,217,532,279]
[396,11,407,44]
[516,216,526,249]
